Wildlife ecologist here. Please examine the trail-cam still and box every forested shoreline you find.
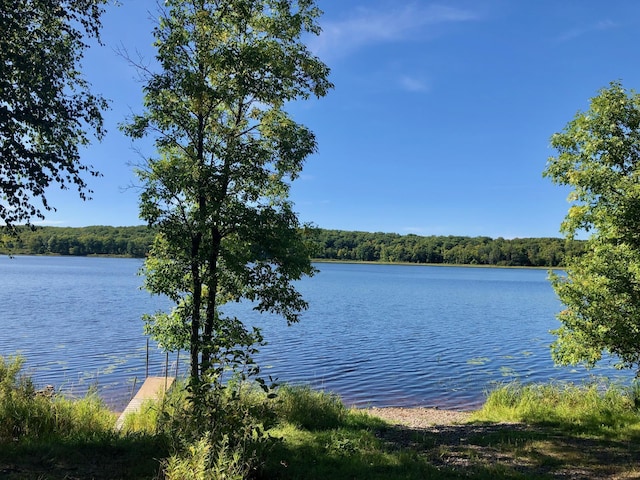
[312,229,581,267]
[0,226,155,258]
[0,226,581,267]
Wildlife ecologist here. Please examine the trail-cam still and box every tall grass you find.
[474,381,640,436]
[274,384,348,430]
[0,355,115,443]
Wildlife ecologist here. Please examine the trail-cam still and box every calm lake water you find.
[0,256,630,411]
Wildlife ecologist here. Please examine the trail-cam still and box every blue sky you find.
[40,0,640,238]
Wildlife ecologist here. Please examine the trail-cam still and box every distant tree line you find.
[1,226,582,267]
[310,230,583,267]
[0,226,156,257]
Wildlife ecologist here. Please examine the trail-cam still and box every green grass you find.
[260,382,640,479]
[473,381,640,438]
[264,413,447,480]
[3,354,640,479]
[273,384,349,430]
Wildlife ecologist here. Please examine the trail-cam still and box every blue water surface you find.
[0,257,630,411]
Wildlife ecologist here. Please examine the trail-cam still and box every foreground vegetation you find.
[2,356,640,479]
[0,225,582,267]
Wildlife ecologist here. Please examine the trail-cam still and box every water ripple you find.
[0,258,633,411]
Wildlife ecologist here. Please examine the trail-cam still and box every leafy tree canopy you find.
[123,0,332,384]
[544,81,640,373]
[0,0,108,233]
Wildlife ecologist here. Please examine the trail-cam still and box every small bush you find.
[143,378,277,478]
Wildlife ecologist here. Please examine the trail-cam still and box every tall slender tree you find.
[0,0,108,232]
[124,0,332,386]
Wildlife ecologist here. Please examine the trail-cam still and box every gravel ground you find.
[362,407,473,427]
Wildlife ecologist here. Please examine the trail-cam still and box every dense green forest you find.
[311,229,581,266]
[0,226,581,267]
[0,226,156,258]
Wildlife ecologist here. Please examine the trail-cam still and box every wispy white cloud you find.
[557,19,617,42]
[402,225,448,235]
[33,219,67,226]
[310,3,480,59]
[399,75,430,93]
[402,226,428,234]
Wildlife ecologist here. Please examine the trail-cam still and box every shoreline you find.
[1,253,565,270]
[312,258,561,270]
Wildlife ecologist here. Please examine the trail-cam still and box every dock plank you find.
[115,376,175,430]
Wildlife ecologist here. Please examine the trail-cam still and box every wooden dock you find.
[115,376,175,430]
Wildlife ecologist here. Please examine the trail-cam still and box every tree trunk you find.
[201,227,221,372]
[190,232,202,382]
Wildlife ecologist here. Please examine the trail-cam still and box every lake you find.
[0,256,629,411]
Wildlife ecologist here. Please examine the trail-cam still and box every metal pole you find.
[146,337,149,378]
[175,350,180,378]
[165,351,169,391]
